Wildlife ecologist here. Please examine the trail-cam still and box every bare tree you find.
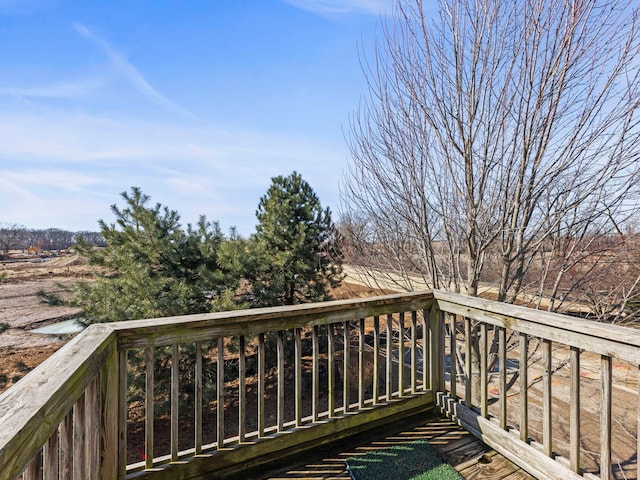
[342,0,640,309]
[0,223,27,253]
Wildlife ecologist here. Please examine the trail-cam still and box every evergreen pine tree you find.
[252,172,342,306]
[74,187,239,324]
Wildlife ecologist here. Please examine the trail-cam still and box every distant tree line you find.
[0,224,105,254]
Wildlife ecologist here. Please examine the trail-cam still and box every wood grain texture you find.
[0,325,115,480]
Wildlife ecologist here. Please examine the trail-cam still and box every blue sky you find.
[0,0,394,235]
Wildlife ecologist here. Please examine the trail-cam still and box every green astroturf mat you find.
[345,440,462,480]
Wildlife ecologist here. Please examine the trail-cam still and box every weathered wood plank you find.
[217,337,225,445]
[239,335,246,440]
[358,318,365,408]
[398,312,405,396]
[0,325,116,480]
[543,339,552,458]
[86,374,101,478]
[312,325,320,420]
[276,331,284,431]
[294,328,302,426]
[411,311,418,393]
[601,355,612,480]
[125,392,435,480]
[73,392,86,480]
[23,450,41,480]
[439,394,583,480]
[328,324,336,416]
[422,309,429,390]
[459,451,532,480]
[519,333,528,443]
[373,316,380,404]
[465,317,472,407]
[171,343,179,462]
[499,327,506,430]
[449,313,457,399]
[434,291,640,364]
[145,347,154,469]
[195,342,202,453]
[386,314,393,400]
[429,304,443,392]
[101,346,119,480]
[480,323,488,418]
[570,346,580,474]
[60,412,73,479]
[258,333,265,437]
[113,292,434,349]
[43,429,58,480]
[118,349,128,476]
[343,321,350,412]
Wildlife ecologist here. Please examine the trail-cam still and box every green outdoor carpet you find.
[345,440,462,480]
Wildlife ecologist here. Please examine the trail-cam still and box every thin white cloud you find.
[73,22,197,120]
[0,107,344,234]
[281,0,394,16]
[0,77,106,99]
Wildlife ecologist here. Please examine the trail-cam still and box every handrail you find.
[110,290,433,348]
[0,325,117,480]
[433,290,640,480]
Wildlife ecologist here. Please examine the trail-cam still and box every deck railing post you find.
[429,301,444,392]
[100,345,118,480]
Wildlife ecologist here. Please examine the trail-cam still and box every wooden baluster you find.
[239,336,246,441]
[519,333,528,442]
[328,324,336,417]
[449,314,457,399]
[343,321,350,412]
[498,327,506,430]
[73,392,86,479]
[386,314,393,400]
[116,350,128,476]
[101,346,119,480]
[543,339,552,457]
[637,365,640,480]
[195,342,203,453]
[217,337,225,447]
[86,374,101,477]
[145,347,154,469]
[398,312,405,396]
[422,310,429,391]
[570,346,580,473]
[465,317,472,407]
[358,318,365,409]
[277,331,285,431]
[23,450,41,480]
[312,325,319,421]
[43,429,58,480]
[60,411,73,479]
[411,311,417,394]
[601,355,612,480]
[295,328,302,426]
[429,304,443,392]
[258,333,265,437]
[480,324,488,418]
[373,316,380,404]
[171,343,179,462]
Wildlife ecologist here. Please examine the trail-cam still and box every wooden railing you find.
[1,290,639,479]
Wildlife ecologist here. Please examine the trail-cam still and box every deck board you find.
[249,416,536,480]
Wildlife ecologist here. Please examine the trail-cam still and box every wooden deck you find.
[252,416,535,480]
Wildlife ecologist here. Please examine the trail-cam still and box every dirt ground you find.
[0,254,98,392]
